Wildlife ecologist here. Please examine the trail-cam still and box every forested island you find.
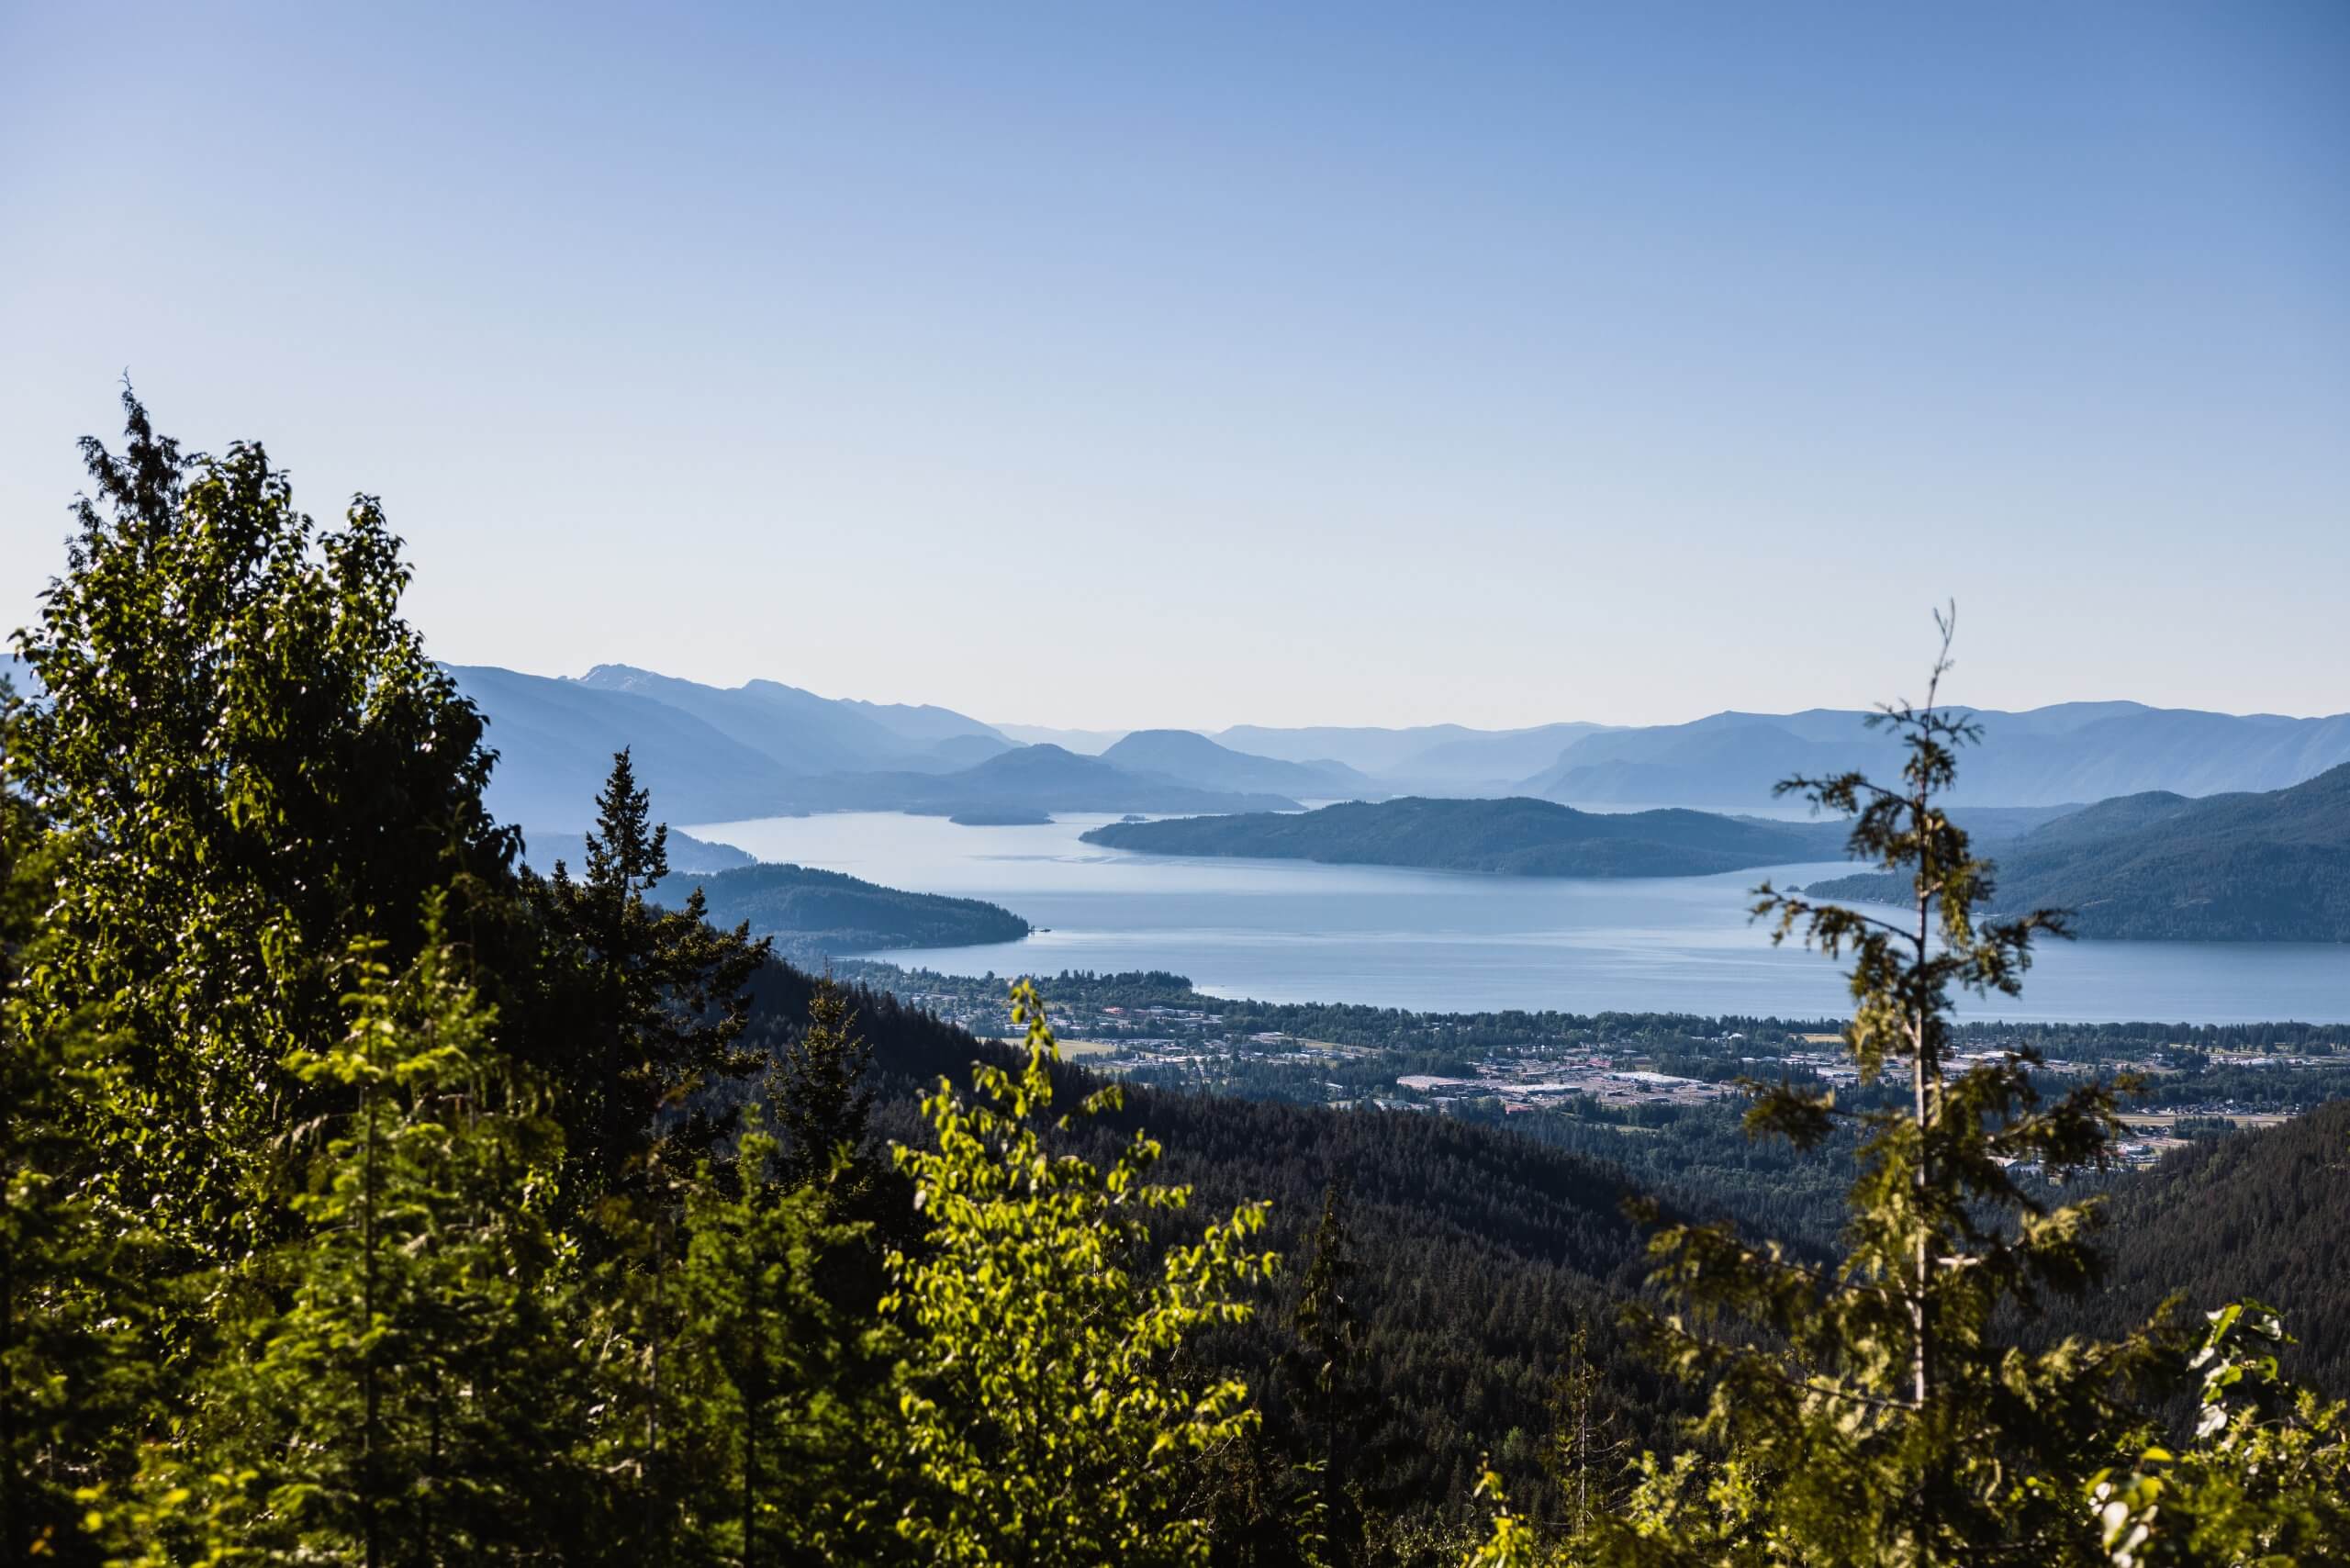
[652,860,1032,958]
[946,806,1052,825]
[1802,762,2350,941]
[1081,794,1850,876]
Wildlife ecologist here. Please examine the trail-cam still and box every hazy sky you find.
[4,2,2344,730]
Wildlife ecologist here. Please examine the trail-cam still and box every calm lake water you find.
[687,812,2350,1025]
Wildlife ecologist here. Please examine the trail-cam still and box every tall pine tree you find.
[535,748,771,1202]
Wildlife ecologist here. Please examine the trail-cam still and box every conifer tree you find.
[769,976,878,1197]
[94,928,597,1565]
[1590,612,2156,1565]
[668,1109,878,1565]
[1293,1179,1359,1555]
[538,749,771,1200]
[883,980,1280,1566]
[1448,614,2165,1568]
[1542,1328,1623,1543]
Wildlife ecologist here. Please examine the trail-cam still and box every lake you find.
[687,812,2350,1025]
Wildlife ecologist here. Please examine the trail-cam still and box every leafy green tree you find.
[2087,1302,2350,1567]
[92,928,597,1566]
[534,749,769,1200]
[883,980,1280,1566]
[12,390,514,1261]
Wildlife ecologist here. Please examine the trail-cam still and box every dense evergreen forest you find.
[6,399,2348,1564]
[2063,1100,2350,1394]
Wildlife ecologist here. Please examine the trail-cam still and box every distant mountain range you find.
[1803,763,2350,942]
[405,661,2350,833]
[978,705,2350,806]
[764,744,1300,819]
[1213,722,1618,790]
[1080,797,1852,878]
[1099,729,1379,799]
[1519,704,2350,809]
[444,666,1293,829]
[650,862,1031,961]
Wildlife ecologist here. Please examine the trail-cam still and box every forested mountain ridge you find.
[1802,763,2350,940]
[1212,721,1619,789]
[1080,795,1850,876]
[450,663,1014,829]
[435,653,2350,823]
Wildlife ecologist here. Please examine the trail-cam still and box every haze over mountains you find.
[1097,729,1378,799]
[1519,703,2350,809]
[441,660,2350,834]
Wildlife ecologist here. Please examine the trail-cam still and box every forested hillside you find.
[2066,1101,2350,1394]
[1083,795,1848,876]
[1805,763,2350,940]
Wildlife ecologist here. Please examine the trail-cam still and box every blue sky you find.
[3,1,2344,728]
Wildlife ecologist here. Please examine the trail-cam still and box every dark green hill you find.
[2063,1100,2350,1393]
[1080,795,1848,876]
[654,863,1030,958]
[1802,764,2350,940]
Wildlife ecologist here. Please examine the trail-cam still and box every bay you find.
[687,812,2350,1025]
